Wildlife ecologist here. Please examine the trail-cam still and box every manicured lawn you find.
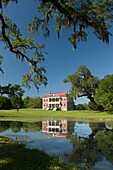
[0,109,113,122]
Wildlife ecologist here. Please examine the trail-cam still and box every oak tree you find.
[64,65,101,110]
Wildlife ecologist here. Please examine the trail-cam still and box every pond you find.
[0,120,113,170]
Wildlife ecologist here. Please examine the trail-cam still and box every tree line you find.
[0,84,42,110]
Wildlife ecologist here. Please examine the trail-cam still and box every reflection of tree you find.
[89,121,113,165]
[69,135,101,169]
[10,122,23,132]
[96,129,113,165]
[0,121,10,132]
[22,122,41,133]
[0,121,42,133]
[68,122,113,169]
[105,122,113,129]
[89,122,106,134]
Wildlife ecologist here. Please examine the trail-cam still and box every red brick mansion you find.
[42,92,74,110]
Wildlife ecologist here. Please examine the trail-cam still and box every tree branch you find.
[0,13,37,67]
[42,0,73,22]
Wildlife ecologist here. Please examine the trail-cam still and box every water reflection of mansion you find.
[42,120,68,138]
[42,92,74,110]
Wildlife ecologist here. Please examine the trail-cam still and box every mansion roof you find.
[42,92,67,98]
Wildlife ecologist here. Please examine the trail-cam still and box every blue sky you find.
[0,0,113,104]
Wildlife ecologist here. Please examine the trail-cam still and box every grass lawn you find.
[0,109,113,122]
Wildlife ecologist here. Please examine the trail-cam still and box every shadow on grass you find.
[0,137,69,170]
[107,111,113,115]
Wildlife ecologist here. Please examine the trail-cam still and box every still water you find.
[0,120,113,170]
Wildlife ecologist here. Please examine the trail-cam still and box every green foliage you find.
[88,101,100,111]
[95,74,113,111]
[0,96,12,109]
[68,121,113,169]
[76,104,86,110]
[36,0,113,47]
[64,65,98,98]
[69,135,100,169]
[0,84,24,98]
[0,10,47,90]
[64,66,113,112]
[23,96,30,108]
[96,129,113,164]
[22,122,42,132]
[64,65,99,110]
[23,96,42,108]
[0,84,24,109]
[11,96,24,109]
[22,66,47,90]
[76,103,89,110]
[0,121,10,132]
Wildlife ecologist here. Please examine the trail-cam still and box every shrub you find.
[76,104,86,110]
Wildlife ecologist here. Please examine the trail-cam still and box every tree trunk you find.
[88,96,103,111]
